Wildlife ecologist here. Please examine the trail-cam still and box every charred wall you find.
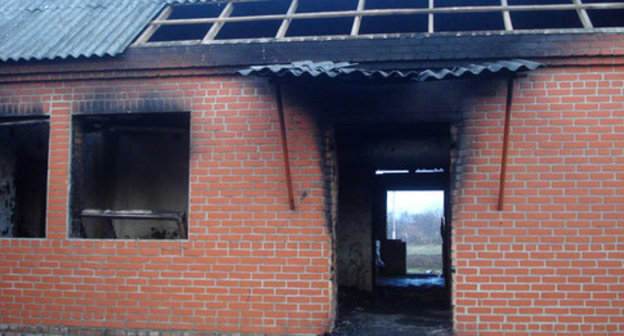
[0,76,334,335]
[1,54,621,336]
[0,131,16,236]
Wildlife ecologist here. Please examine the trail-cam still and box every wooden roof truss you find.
[134,0,624,46]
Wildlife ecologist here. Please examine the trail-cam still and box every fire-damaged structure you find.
[0,0,623,335]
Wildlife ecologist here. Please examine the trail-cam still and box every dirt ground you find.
[326,281,453,336]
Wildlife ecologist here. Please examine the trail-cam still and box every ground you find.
[328,279,453,336]
[406,244,443,274]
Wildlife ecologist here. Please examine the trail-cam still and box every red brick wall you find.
[1,60,623,336]
[0,76,333,335]
[453,64,624,335]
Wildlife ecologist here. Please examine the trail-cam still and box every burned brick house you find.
[0,0,623,335]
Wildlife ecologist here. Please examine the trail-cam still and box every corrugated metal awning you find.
[238,59,543,81]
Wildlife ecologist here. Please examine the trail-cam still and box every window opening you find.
[70,112,190,240]
[0,117,49,238]
[386,190,444,275]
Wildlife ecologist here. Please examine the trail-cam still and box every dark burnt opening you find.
[333,123,453,335]
[70,112,190,240]
[0,116,49,238]
[336,123,452,290]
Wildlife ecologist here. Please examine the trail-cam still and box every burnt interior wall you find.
[336,132,373,290]
[0,118,49,238]
[70,112,190,239]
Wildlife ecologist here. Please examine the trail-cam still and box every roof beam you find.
[153,3,624,26]
[133,6,172,46]
[501,0,514,31]
[573,0,594,29]
[203,2,234,42]
[276,0,298,39]
[428,0,434,33]
[351,0,366,36]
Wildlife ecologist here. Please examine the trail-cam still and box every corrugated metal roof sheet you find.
[239,61,360,78]
[238,60,544,81]
[0,0,217,62]
[0,0,163,61]
[416,59,544,81]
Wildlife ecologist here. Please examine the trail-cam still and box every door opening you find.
[333,124,453,335]
[385,190,444,276]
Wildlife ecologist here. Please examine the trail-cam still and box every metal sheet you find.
[0,0,226,61]
[0,0,181,61]
[238,59,543,81]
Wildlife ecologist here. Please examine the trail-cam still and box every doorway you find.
[332,124,453,335]
[373,170,450,291]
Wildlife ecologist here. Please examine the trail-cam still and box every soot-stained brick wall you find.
[0,75,333,335]
[0,58,622,336]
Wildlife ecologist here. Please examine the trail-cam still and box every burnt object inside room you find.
[70,112,190,240]
[0,117,49,238]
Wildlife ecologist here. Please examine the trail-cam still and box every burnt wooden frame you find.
[133,0,624,46]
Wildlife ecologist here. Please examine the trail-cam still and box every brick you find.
[1,47,624,336]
